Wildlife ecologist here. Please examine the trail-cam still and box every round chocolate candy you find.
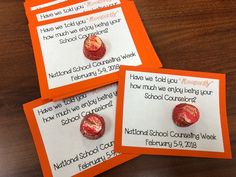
[83,35,106,60]
[80,113,105,139]
[172,103,200,127]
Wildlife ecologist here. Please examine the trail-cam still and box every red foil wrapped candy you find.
[83,35,106,60]
[172,103,200,127]
[80,113,105,139]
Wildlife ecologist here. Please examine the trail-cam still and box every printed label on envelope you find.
[37,7,141,89]
[36,0,121,22]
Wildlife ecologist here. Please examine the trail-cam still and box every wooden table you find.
[0,0,235,177]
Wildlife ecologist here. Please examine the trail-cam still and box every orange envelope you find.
[115,66,231,159]
[27,0,162,100]
[23,84,138,177]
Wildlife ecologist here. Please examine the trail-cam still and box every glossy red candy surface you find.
[172,103,200,127]
[80,113,105,139]
[83,35,106,60]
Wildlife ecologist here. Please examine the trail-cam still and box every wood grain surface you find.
[0,0,235,177]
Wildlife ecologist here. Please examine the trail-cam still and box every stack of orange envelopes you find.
[23,1,231,177]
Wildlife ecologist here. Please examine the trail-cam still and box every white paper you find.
[36,0,121,22]
[30,0,68,11]
[33,84,119,177]
[37,7,141,89]
[122,70,224,153]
